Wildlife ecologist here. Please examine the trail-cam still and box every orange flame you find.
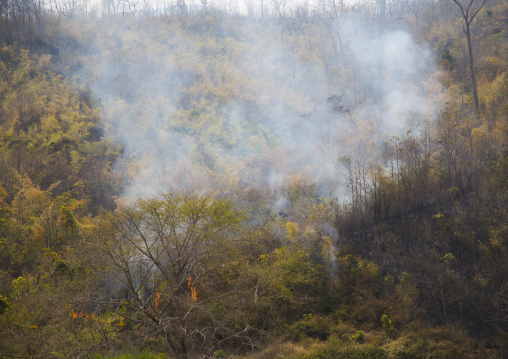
[188,275,197,302]
[71,310,89,319]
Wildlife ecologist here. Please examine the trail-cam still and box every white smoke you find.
[67,12,444,203]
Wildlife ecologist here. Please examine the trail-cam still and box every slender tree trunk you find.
[465,22,480,113]
[452,0,486,115]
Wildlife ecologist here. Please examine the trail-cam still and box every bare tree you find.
[121,0,140,15]
[271,0,288,48]
[244,0,255,17]
[177,0,186,15]
[408,0,423,26]
[318,0,346,67]
[200,0,208,14]
[451,0,487,114]
[101,0,119,16]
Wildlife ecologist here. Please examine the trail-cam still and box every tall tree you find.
[451,0,487,113]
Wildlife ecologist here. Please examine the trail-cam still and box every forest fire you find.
[71,310,89,319]
[3,0,507,356]
[154,292,161,308]
[188,276,197,302]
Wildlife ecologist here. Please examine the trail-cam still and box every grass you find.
[89,350,166,359]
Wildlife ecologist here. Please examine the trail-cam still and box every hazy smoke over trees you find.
[68,10,443,202]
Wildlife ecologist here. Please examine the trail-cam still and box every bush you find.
[288,314,335,341]
[394,331,472,359]
[381,314,394,338]
[0,295,10,315]
[353,331,365,344]
[214,350,227,358]
[89,351,166,359]
[243,342,308,359]
[301,345,385,359]
[394,338,428,359]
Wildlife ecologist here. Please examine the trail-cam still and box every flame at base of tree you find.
[188,276,197,302]
[153,276,197,309]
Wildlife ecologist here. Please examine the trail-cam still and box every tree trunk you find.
[465,22,480,113]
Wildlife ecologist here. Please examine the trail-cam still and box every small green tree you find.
[352,330,365,343]
[381,314,394,338]
[395,272,419,325]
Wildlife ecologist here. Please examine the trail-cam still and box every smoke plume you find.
[67,12,444,203]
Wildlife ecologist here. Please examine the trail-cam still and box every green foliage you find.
[0,45,118,213]
[59,205,77,232]
[249,245,320,333]
[441,49,456,70]
[380,314,394,338]
[392,328,486,359]
[352,331,365,344]
[0,3,508,358]
[0,177,88,278]
[289,314,335,341]
[394,337,429,359]
[333,255,384,323]
[0,294,9,314]
[52,259,72,277]
[97,192,283,355]
[300,345,385,359]
[214,350,227,358]
[392,272,420,327]
[11,276,28,300]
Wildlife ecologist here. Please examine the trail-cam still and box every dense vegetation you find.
[0,0,507,358]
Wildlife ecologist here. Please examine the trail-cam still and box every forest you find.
[0,0,507,358]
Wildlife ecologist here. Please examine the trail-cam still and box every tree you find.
[97,192,246,358]
[318,0,346,71]
[200,0,208,14]
[271,0,289,48]
[451,0,487,113]
[176,0,186,15]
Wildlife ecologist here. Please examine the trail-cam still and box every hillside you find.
[0,0,508,358]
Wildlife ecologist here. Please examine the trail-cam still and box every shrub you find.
[394,338,428,359]
[214,350,227,358]
[89,351,166,359]
[301,345,385,359]
[0,295,9,314]
[353,331,365,344]
[288,314,335,341]
[329,333,341,345]
[381,314,394,338]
